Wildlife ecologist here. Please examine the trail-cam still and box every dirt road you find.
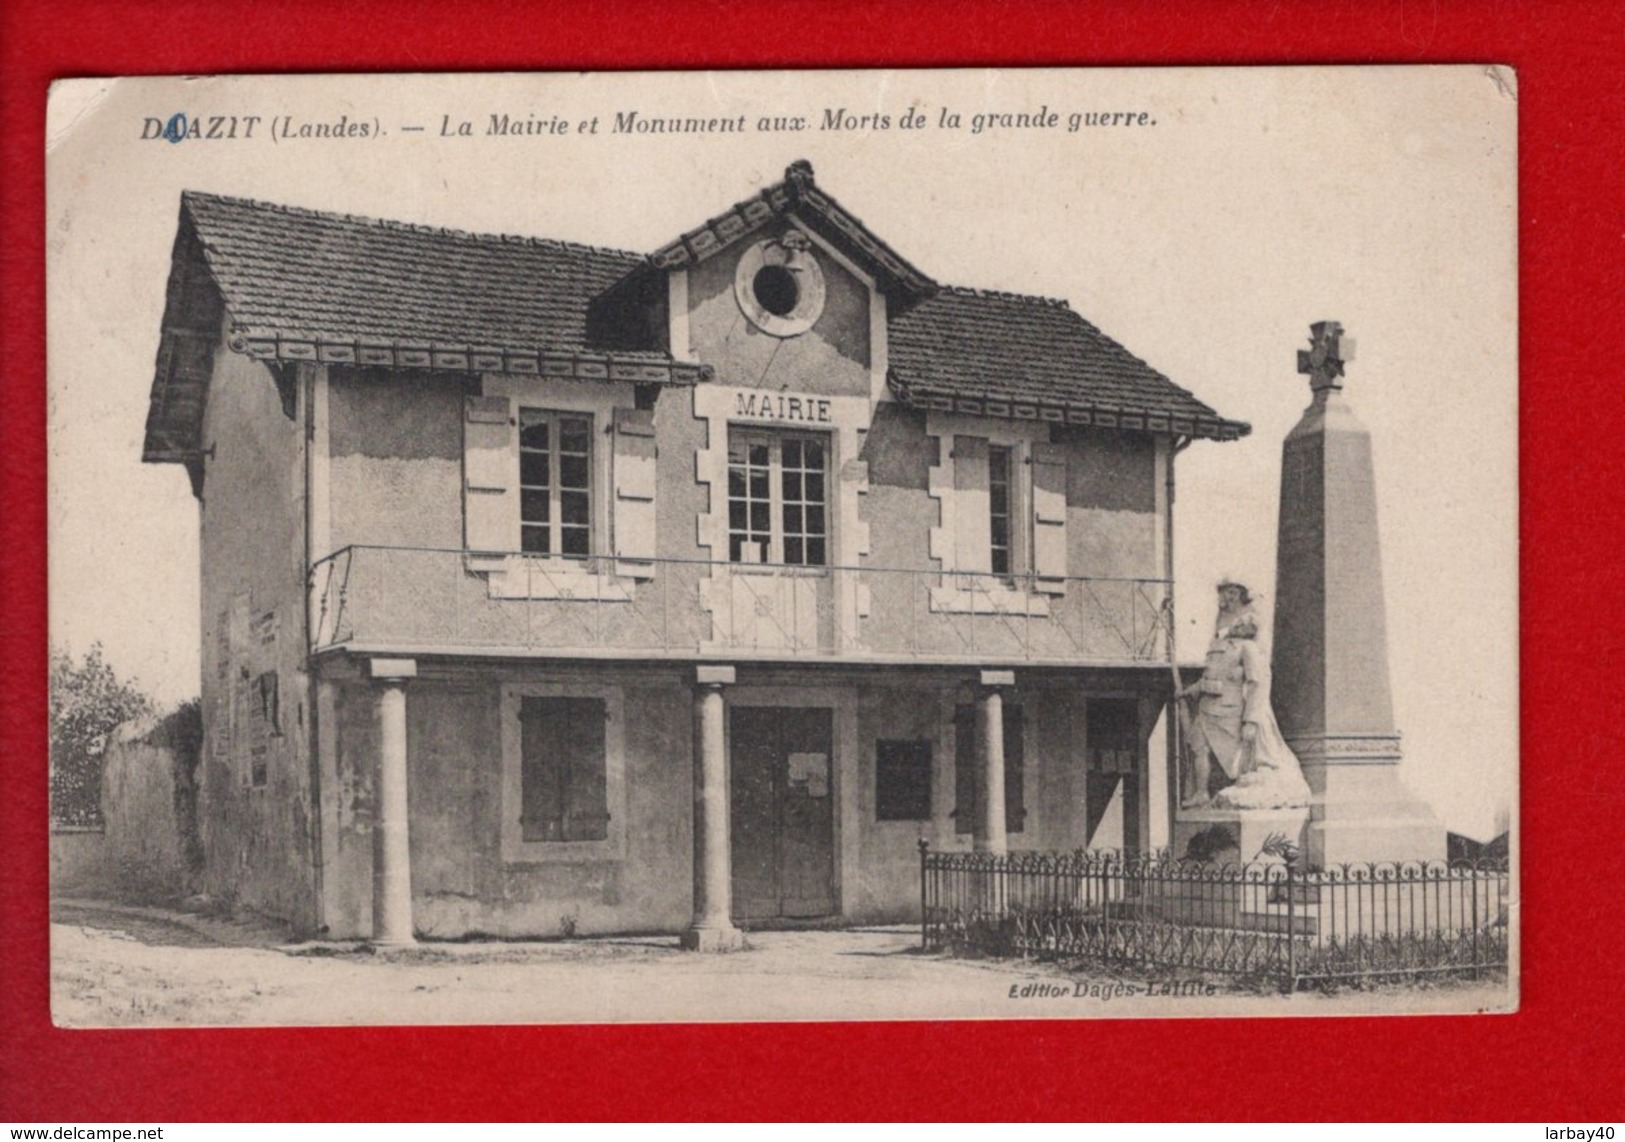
[50,900,1511,1028]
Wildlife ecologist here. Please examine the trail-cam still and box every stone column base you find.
[680,924,745,952]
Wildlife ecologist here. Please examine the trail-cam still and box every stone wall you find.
[49,827,110,897]
[99,705,205,901]
[196,332,319,929]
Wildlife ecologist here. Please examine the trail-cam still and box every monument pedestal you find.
[1167,806,1312,933]
[1295,734,1445,867]
[1173,806,1309,867]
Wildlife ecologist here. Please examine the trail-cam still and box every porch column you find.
[977,670,1015,855]
[1131,695,1156,855]
[370,657,417,947]
[682,665,743,951]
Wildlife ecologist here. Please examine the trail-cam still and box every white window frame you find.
[467,378,633,601]
[726,427,832,569]
[986,441,1026,579]
[518,407,595,560]
[500,681,626,863]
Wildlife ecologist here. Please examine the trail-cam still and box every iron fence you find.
[919,843,1510,990]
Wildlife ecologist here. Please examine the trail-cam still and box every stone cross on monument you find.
[1296,320,1354,392]
[1272,321,1445,867]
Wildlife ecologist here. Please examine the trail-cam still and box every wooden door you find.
[729,707,782,921]
[729,706,836,921]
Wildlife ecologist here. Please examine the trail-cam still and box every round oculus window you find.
[734,237,826,336]
[752,264,800,316]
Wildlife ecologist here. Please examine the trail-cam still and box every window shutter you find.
[562,696,609,842]
[519,697,564,842]
[1030,441,1068,592]
[952,436,991,573]
[464,395,512,553]
[612,407,657,569]
[519,695,609,843]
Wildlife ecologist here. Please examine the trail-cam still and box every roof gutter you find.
[224,333,711,386]
[887,371,1251,443]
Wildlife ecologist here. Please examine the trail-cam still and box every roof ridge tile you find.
[937,283,1071,307]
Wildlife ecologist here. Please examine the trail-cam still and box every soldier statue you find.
[1179,580,1311,810]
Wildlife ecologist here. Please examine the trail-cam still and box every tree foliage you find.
[49,643,155,827]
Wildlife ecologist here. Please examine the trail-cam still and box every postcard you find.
[46,67,1517,1025]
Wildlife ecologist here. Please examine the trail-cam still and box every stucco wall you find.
[315,660,1158,936]
[687,219,872,399]
[196,340,317,930]
[808,672,1158,924]
[847,679,948,921]
[325,664,694,939]
[1062,426,1158,578]
[327,368,465,554]
[861,403,938,573]
[864,414,1159,576]
[859,410,1163,661]
[658,381,710,564]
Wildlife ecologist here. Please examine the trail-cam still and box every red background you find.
[3,0,1619,1122]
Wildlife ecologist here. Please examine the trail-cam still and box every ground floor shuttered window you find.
[953,703,1025,835]
[518,695,609,842]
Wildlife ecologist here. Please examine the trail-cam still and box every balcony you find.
[309,545,1172,668]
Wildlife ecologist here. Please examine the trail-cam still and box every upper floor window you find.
[988,444,1016,576]
[519,409,592,557]
[728,429,828,566]
[939,432,1067,597]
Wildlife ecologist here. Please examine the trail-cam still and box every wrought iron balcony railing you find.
[309,545,1172,667]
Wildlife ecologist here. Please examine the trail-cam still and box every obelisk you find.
[1273,322,1445,867]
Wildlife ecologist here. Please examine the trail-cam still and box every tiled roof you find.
[145,176,1245,466]
[647,161,938,306]
[888,287,1249,441]
[180,191,681,369]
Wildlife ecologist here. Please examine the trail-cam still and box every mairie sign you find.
[732,390,833,424]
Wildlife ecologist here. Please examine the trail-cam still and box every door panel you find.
[729,707,781,921]
[778,707,835,918]
[729,706,836,921]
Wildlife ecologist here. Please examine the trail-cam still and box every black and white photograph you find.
[46,67,1517,1025]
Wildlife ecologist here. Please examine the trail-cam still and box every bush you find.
[49,644,155,827]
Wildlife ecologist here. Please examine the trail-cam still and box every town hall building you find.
[141,161,1248,945]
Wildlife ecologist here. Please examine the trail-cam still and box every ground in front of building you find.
[49,899,1510,1027]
